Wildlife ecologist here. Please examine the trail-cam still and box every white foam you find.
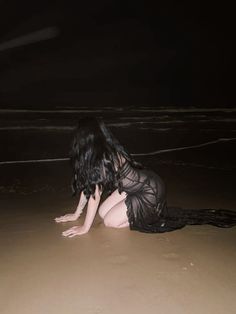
[139,127,172,132]
[0,126,74,131]
[0,109,103,114]
[109,121,186,126]
[208,119,236,123]
[159,160,234,171]
[0,158,69,166]
[132,108,236,113]
[0,121,186,131]
[107,123,133,127]
[133,137,236,156]
[0,107,235,114]
[119,116,171,120]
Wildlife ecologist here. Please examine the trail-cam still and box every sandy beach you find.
[1,157,236,314]
[0,0,235,311]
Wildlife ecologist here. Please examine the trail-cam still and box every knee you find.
[104,215,117,228]
[103,215,112,227]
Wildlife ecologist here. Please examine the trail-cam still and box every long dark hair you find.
[70,117,141,199]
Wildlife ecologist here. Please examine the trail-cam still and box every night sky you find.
[0,1,234,108]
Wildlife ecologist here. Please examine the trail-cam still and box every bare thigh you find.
[99,189,127,219]
[103,200,129,228]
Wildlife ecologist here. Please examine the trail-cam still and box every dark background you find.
[0,0,234,108]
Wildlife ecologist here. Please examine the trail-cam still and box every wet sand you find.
[1,160,236,314]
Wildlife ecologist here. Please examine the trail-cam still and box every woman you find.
[55,117,236,237]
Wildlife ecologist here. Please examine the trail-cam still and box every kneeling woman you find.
[55,117,236,237]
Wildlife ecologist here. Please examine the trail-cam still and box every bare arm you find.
[55,190,88,223]
[74,191,88,219]
[61,185,102,237]
[83,186,101,231]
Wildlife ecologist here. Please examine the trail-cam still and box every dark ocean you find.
[0,105,235,171]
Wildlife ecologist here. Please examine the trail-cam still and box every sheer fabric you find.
[118,161,236,233]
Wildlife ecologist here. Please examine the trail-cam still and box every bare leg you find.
[103,199,129,228]
[98,189,127,219]
[116,221,130,228]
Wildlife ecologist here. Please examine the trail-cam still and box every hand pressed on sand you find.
[55,186,101,238]
[62,225,89,237]
[54,191,88,224]
[55,213,78,223]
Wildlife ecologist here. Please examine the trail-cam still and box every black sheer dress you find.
[117,161,236,233]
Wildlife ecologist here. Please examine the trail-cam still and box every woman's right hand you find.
[54,213,78,223]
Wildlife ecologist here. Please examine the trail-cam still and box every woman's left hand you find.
[62,225,89,237]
